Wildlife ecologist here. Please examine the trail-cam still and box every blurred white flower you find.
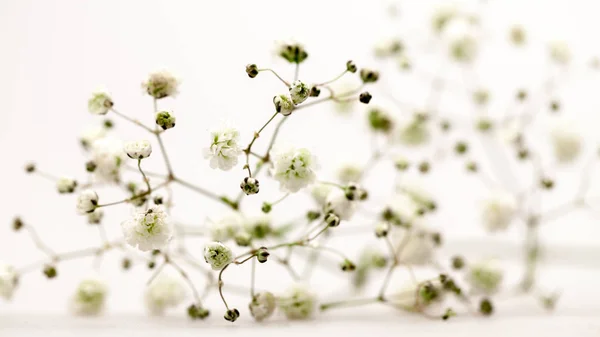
[391,227,437,265]
[278,283,317,320]
[550,119,581,163]
[289,80,310,105]
[90,136,125,183]
[121,206,173,252]
[203,125,243,171]
[0,263,18,300]
[145,276,185,315]
[324,188,357,220]
[467,259,503,294]
[80,126,106,149]
[273,94,295,116]
[87,92,113,115]
[394,118,431,146]
[270,145,318,193]
[142,71,179,99]
[210,213,244,241]
[57,176,78,194]
[549,41,570,65]
[71,278,107,316]
[310,183,333,206]
[124,140,152,160]
[249,292,276,322]
[336,163,363,184]
[481,192,517,232]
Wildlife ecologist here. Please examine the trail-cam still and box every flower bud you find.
[245,64,259,78]
[325,212,340,227]
[451,256,465,270]
[188,304,210,320]
[57,177,78,194]
[473,89,489,106]
[256,247,270,263]
[43,265,57,279]
[87,209,104,225]
[85,160,97,172]
[344,183,367,201]
[479,298,493,316]
[476,118,493,132]
[360,68,379,83]
[261,202,272,214]
[88,92,113,115]
[224,308,240,322]
[540,177,554,189]
[143,71,179,99]
[153,195,163,205]
[418,161,430,174]
[289,80,310,105]
[155,111,176,130]
[25,162,36,173]
[309,86,321,97]
[249,292,276,322]
[273,94,294,116]
[346,60,357,73]
[359,91,372,104]
[340,259,356,272]
[368,108,393,133]
[306,210,321,221]
[375,222,390,238]
[510,25,526,45]
[12,217,23,231]
[454,141,468,155]
[124,140,152,160]
[240,177,260,195]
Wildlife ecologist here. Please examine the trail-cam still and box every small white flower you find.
[210,213,244,241]
[467,259,503,294]
[391,227,437,265]
[77,189,99,214]
[124,140,152,160]
[80,126,106,150]
[88,92,113,115]
[337,163,363,184]
[121,206,173,252]
[481,192,517,232]
[71,278,107,316]
[273,94,295,116]
[142,71,179,99]
[0,263,18,300]
[249,292,276,322]
[310,183,333,206]
[324,188,357,220]
[289,80,310,105]
[394,118,431,146]
[203,241,234,271]
[90,136,125,183]
[145,276,186,315]
[203,125,243,171]
[549,41,570,65]
[550,119,582,163]
[57,177,78,194]
[87,208,104,225]
[388,280,444,309]
[270,144,318,193]
[278,284,317,320]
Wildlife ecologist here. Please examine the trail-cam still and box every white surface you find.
[1,0,600,335]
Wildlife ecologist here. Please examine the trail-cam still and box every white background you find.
[1,0,600,335]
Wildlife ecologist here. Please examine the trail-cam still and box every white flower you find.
[244,215,272,239]
[289,80,310,105]
[388,280,444,309]
[387,194,423,226]
[203,125,243,171]
[273,94,295,116]
[0,263,18,300]
[278,284,317,320]
[87,208,104,225]
[124,140,152,160]
[71,278,107,316]
[550,119,581,163]
[121,206,173,252]
[90,136,125,183]
[391,227,437,265]
[210,213,244,241]
[467,260,503,294]
[57,177,78,194]
[549,41,570,65]
[249,292,276,322]
[203,241,234,271]
[144,276,185,315]
[88,92,113,115]
[337,163,363,183]
[324,188,357,220]
[310,183,333,206]
[481,192,517,232]
[79,126,106,149]
[142,71,179,99]
[77,189,99,214]
[394,118,431,146]
[270,145,318,193]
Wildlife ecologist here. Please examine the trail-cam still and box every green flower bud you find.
[256,247,270,263]
[346,60,357,73]
[245,64,258,78]
[359,68,379,83]
[224,308,240,322]
[155,111,176,130]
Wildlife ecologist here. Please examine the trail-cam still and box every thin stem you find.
[138,159,152,193]
[218,264,231,310]
[244,112,279,177]
[270,193,290,206]
[110,108,154,133]
[146,261,167,286]
[155,133,174,177]
[250,258,256,298]
[23,225,56,257]
[294,63,300,82]
[315,70,348,87]
[258,68,290,87]
[169,258,202,305]
[97,180,170,207]
[173,177,237,209]
[320,297,381,311]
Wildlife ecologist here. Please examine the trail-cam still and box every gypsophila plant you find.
[6,0,600,324]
